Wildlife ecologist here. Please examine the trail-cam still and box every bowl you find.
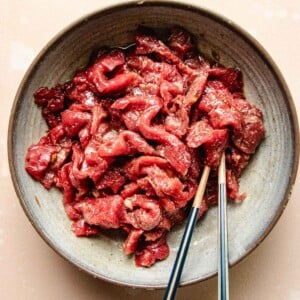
[8,0,299,288]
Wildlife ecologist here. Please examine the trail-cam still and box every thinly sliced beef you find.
[71,143,109,183]
[204,131,229,167]
[87,50,138,95]
[187,119,227,148]
[34,84,67,128]
[164,95,189,137]
[75,195,124,229]
[25,27,265,268]
[127,55,184,103]
[123,229,144,255]
[199,80,243,131]
[135,32,196,77]
[167,27,194,58]
[135,235,169,267]
[55,163,75,204]
[187,119,228,167]
[145,165,196,208]
[226,169,246,201]
[66,71,99,106]
[209,67,243,93]
[61,109,91,138]
[125,155,170,180]
[95,167,126,193]
[71,219,100,237]
[183,62,209,108]
[135,236,170,267]
[138,102,191,175]
[112,95,191,175]
[226,147,250,176]
[232,97,265,154]
[123,195,162,231]
[97,130,155,157]
[25,143,59,182]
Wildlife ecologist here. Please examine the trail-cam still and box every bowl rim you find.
[7,0,300,289]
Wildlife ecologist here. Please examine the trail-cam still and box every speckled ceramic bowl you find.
[8,1,299,288]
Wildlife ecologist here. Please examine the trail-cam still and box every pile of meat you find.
[25,27,265,267]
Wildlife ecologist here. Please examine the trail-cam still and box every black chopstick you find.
[218,152,229,300]
[163,166,211,300]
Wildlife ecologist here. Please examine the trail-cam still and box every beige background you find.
[1,0,300,299]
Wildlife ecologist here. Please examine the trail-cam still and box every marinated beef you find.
[25,27,265,267]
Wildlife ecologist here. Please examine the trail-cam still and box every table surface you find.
[1,0,299,299]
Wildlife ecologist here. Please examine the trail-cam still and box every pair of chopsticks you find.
[163,153,229,300]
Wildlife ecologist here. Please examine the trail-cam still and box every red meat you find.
[168,27,194,58]
[135,236,169,267]
[123,195,162,231]
[232,97,265,154]
[199,80,243,131]
[25,143,59,182]
[87,50,137,95]
[123,229,144,255]
[71,219,100,237]
[25,27,265,268]
[74,195,124,229]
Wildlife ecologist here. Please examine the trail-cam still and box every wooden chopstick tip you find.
[218,152,226,185]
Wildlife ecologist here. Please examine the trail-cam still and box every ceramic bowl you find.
[8,1,299,288]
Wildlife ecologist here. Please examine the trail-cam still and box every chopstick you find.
[163,165,211,300]
[218,152,229,300]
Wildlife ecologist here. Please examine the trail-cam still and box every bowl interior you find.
[9,1,298,288]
